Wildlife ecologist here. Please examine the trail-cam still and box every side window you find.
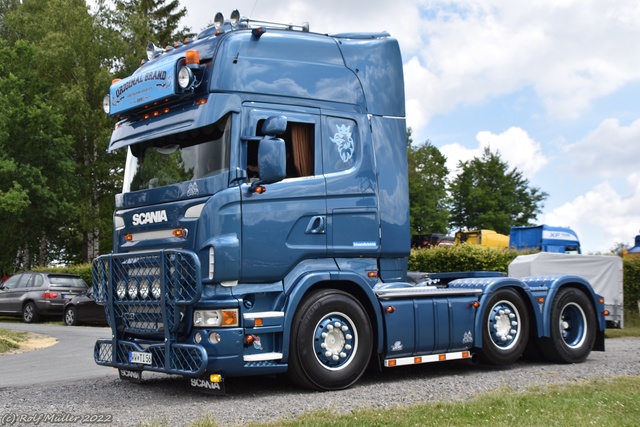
[16,274,32,288]
[1,275,21,289]
[31,274,44,288]
[325,117,357,173]
[249,120,315,180]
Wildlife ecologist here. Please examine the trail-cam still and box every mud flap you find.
[118,369,142,383]
[189,377,226,395]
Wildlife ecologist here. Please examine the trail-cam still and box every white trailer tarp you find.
[509,252,623,328]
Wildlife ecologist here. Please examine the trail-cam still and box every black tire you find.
[479,288,529,365]
[64,307,78,326]
[22,301,40,323]
[538,287,596,363]
[288,289,373,391]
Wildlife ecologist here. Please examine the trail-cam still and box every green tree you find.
[112,0,191,75]
[0,38,76,274]
[407,130,450,235]
[0,0,124,270]
[448,147,548,235]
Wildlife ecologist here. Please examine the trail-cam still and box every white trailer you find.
[509,252,623,328]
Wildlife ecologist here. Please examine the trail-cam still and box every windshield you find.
[123,114,231,193]
[49,275,87,288]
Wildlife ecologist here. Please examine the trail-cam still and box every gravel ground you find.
[1,338,639,426]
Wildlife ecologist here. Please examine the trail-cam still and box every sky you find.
[172,0,640,254]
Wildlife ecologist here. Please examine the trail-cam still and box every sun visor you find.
[107,93,242,152]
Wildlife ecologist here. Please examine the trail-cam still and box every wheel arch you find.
[281,272,383,364]
[471,277,538,351]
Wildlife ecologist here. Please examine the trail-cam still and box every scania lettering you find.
[131,210,168,226]
[93,10,607,393]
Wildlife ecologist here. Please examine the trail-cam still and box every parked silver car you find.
[0,272,88,323]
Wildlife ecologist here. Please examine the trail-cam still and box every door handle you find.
[305,216,326,234]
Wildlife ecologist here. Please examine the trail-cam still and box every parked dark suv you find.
[0,272,88,323]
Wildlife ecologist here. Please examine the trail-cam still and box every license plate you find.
[129,351,152,365]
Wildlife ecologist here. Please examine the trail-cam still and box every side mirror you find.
[261,115,287,136]
[256,137,286,185]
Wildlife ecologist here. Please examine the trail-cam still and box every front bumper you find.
[94,339,207,376]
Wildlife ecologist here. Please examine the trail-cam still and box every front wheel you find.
[64,307,78,326]
[538,288,596,363]
[479,288,529,365]
[288,289,373,391]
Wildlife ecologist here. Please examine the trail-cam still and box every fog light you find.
[127,279,138,298]
[151,279,161,299]
[116,280,126,299]
[194,332,202,344]
[139,279,150,299]
[209,332,221,344]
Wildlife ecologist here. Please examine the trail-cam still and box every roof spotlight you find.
[214,12,224,28]
[146,42,164,61]
[230,9,240,24]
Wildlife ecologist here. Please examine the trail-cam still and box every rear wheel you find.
[22,302,40,323]
[479,288,529,365]
[539,287,596,363]
[288,289,373,391]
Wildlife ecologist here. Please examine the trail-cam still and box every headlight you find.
[102,94,110,114]
[116,280,126,299]
[193,309,238,327]
[177,66,194,89]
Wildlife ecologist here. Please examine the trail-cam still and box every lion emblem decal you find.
[330,124,355,163]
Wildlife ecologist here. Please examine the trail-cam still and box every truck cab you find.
[93,11,606,394]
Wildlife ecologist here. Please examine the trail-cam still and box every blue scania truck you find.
[93,11,606,393]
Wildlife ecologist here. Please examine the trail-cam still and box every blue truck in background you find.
[510,225,581,254]
[93,11,607,394]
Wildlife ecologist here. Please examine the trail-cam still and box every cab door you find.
[240,105,326,282]
[322,113,380,256]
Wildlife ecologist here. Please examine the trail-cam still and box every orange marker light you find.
[173,228,187,238]
[388,360,397,367]
[385,306,395,314]
[254,318,263,327]
[125,234,133,242]
[414,357,422,364]
[538,297,545,304]
[472,301,480,308]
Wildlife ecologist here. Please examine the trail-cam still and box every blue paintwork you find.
[94,21,606,384]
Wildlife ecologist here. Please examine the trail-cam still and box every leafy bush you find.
[623,257,640,310]
[37,264,93,287]
[409,244,520,274]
